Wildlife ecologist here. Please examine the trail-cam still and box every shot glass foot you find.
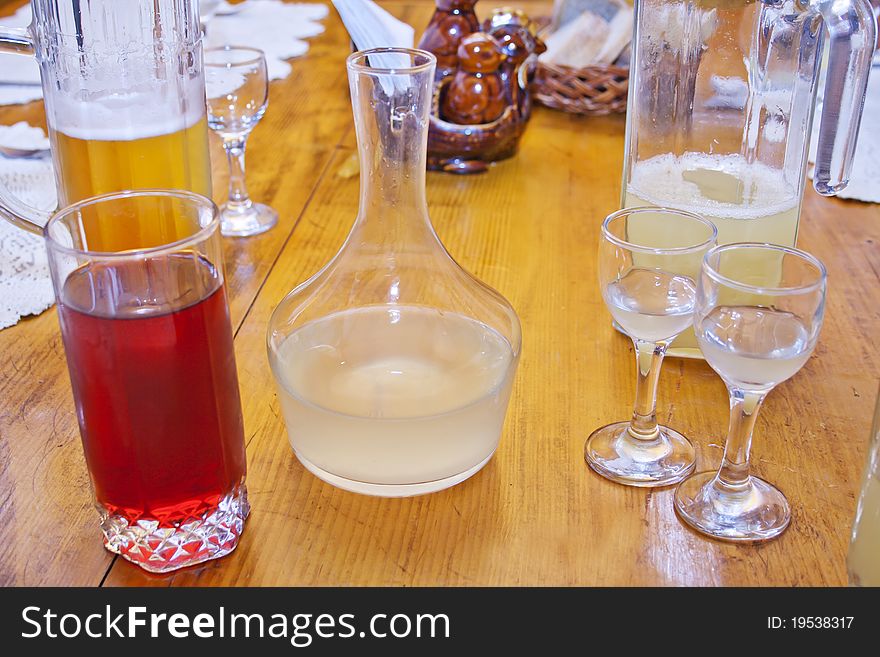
[220,202,278,237]
[584,421,695,488]
[674,471,790,542]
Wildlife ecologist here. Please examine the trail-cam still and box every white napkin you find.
[0,121,50,150]
[331,0,415,95]
[331,0,414,51]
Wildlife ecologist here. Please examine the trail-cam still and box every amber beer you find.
[0,1,215,238]
[50,115,213,251]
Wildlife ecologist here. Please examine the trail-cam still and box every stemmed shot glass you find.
[586,207,717,487]
[675,244,827,541]
[205,45,278,237]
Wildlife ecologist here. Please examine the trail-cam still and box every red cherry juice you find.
[57,252,246,525]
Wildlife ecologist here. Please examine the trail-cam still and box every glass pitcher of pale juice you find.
[848,386,880,586]
[621,0,875,356]
[0,0,211,244]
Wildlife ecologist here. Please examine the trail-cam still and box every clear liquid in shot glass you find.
[696,306,813,390]
[604,267,696,342]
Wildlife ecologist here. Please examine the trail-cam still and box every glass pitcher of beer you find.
[621,0,876,356]
[0,0,212,241]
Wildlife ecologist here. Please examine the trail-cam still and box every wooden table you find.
[1,0,878,587]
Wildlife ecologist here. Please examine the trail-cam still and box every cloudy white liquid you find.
[605,268,697,343]
[697,306,813,390]
[270,306,517,488]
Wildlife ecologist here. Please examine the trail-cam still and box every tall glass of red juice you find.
[44,190,249,573]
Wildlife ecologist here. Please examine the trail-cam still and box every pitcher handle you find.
[0,22,48,235]
[0,25,34,55]
[813,0,877,196]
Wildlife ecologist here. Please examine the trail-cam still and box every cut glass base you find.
[99,484,250,573]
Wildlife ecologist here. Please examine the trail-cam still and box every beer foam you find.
[627,152,799,221]
[51,87,206,142]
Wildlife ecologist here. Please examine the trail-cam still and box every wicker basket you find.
[532,61,629,116]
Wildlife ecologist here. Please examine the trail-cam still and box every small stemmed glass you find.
[205,45,278,237]
[675,243,827,541]
[586,207,717,487]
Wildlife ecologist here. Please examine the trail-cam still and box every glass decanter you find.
[267,49,521,497]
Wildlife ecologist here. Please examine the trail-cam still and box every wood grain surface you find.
[0,0,878,587]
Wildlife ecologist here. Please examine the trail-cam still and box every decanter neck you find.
[347,52,437,249]
[355,100,430,231]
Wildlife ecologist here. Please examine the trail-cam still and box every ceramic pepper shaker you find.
[440,32,507,125]
[417,0,480,81]
[483,9,546,122]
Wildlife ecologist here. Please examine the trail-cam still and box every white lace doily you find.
[0,1,329,104]
[0,123,57,330]
[205,1,329,80]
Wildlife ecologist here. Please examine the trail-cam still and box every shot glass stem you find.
[715,387,767,490]
[628,338,666,441]
[224,136,252,211]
